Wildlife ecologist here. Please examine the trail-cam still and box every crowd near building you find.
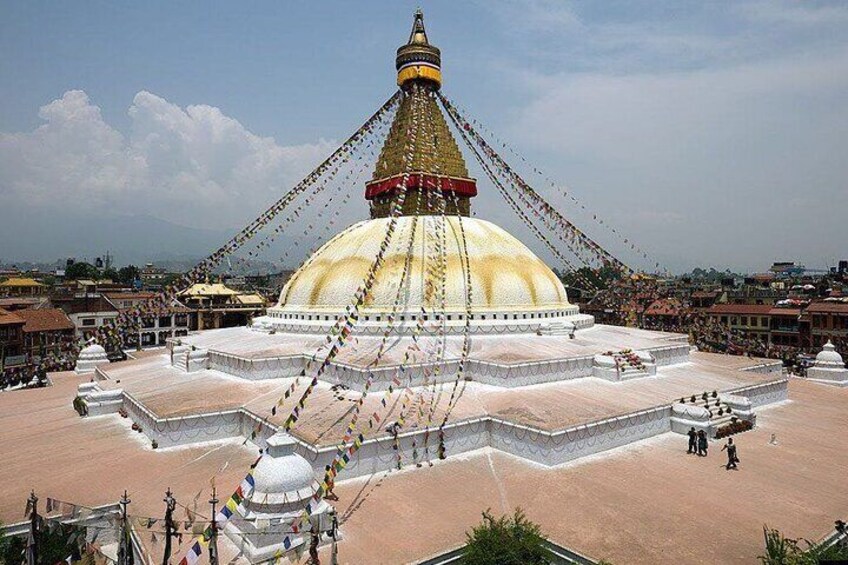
[578,261,848,370]
[0,261,275,387]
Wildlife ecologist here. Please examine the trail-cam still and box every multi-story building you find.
[0,277,47,297]
[705,304,802,346]
[104,292,195,348]
[0,308,25,370]
[800,299,848,350]
[140,263,170,287]
[689,289,724,310]
[52,295,119,342]
[14,308,76,362]
[643,298,684,330]
[178,282,266,330]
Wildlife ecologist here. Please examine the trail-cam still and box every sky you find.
[1,0,847,272]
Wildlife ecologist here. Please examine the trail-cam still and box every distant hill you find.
[0,208,304,268]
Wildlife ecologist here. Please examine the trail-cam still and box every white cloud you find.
[506,48,848,269]
[0,90,334,229]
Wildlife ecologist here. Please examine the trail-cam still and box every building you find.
[0,277,47,297]
[770,261,806,277]
[800,299,848,350]
[705,303,802,346]
[178,282,266,330]
[642,297,684,330]
[52,295,119,342]
[104,292,194,348]
[2,12,847,565]
[140,263,169,287]
[0,296,50,312]
[14,308,76,362]
[0,308,25,370]
[689,289,724,310]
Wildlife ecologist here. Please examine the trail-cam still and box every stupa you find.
[0,9,816,564]
[806,340,848,386]
[255,10,591,338]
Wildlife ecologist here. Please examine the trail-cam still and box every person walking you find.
[324,464,338,501]
[687,427,697,454]
[722,438,739,470]
[697,430,708,457]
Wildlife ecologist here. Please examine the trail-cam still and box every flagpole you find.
[208,487,219,565]
[119,490,134,565]
[26,490,38,565]
[163,488,176,565]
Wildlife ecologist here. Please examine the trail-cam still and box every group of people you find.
[687,427,740,470]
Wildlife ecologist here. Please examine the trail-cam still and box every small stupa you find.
[806,340,848,387]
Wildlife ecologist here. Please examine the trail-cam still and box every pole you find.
[119,490,134,565]
[162,488,176,565]
[208,487,219,565]
[25,490,38,565]
[330,513,339,565]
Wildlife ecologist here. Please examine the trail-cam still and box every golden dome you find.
[273,216,573,316]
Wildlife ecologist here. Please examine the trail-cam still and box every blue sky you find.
[2,1,847,271]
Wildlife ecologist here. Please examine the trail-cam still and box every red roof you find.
[707,304,800,317]
[804,300,848,314]
[0,308,24,326]
[54,296,118,315]
[644,298,683,317]
[14,308,75,333]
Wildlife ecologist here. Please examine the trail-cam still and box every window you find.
[82,318,96,327]
[741,316,748,326]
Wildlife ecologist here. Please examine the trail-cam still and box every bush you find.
[464,508,548,565]
[759,525,848,564]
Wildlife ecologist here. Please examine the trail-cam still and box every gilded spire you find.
[396,10,442,89]
[366,12,477,219]
[407,9,429,45]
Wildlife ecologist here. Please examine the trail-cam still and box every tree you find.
[760,525,848,564]
[64,262,99,280]
[464,508,548,565]
[0,523,21,565]
[101,267,119,281]
[117,265,140,286]
[561,265,622,293]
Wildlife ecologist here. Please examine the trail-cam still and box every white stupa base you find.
[806,375,848,388]
[254,308,592,336]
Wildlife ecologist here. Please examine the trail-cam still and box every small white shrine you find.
[226,432,334,562]
[74,343,110,375]
[806,341,848,387]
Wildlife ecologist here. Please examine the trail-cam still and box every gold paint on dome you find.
[276,217,572,314]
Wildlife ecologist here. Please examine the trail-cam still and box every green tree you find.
[117,265,140,286]
[464,508,548,565]
[760,525,848,564]
[101,267,119,281]
[64,262,100,280]
[0,523,21,565]
[561,265,622,294]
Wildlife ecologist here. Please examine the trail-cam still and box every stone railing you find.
[199,341,691,391]
[86,377,788,478]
